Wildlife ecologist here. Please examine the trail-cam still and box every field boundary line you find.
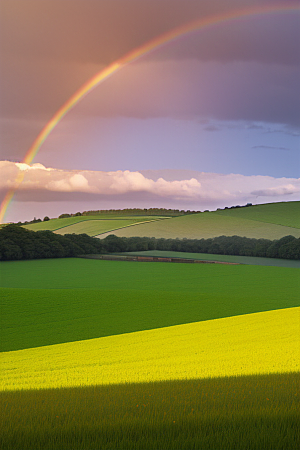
[93,218,172,238]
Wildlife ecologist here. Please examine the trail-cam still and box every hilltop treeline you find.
[80,208,192,217]
[0,225,299,261]
[16,205,256,224]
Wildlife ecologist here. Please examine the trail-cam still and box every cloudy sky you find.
[0,0,299,222]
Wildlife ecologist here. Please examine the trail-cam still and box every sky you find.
[0,0,299,222]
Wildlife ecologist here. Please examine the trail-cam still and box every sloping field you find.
[215,201,300,228]
[54,218,165,237]
[1,307,298,390]
[1,259,299,351]
[98,210,300,240]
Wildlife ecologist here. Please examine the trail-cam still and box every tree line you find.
[102,234,300,260]
[0,225,299,261]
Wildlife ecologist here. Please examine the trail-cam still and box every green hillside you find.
[1,258,298,351]
[98,207,300,240]
[22,202,299,239]
[215,201,300,228]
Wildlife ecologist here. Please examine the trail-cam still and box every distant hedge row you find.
[103,234,300,260]
[0,225,299,261]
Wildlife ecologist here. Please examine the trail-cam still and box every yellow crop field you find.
[1,307,299,391]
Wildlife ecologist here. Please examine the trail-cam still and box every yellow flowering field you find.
[1,307,299,391]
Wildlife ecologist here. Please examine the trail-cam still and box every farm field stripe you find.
[55,218,168,237]
[1,307,298,391]
[45,218,156,233]
[93,218,171,237]
[24,216,168,233]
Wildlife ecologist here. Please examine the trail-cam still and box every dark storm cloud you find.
[71,59,300,126]
[1,0,299,119]
[0,0,299,162]
[1,0,298,65]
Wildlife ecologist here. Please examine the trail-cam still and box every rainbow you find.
[1,2,299,223]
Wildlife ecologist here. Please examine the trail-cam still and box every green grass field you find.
[1,206,299,450]
[1,372,298,450]
[2,307,298,390]
[0,259,299,352]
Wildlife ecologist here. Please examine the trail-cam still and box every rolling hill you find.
[22,202,300,240]
[97,201,300,240]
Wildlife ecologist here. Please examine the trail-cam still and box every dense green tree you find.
[0,238,22,260]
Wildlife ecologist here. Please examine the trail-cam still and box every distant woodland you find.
[0,225,299,261]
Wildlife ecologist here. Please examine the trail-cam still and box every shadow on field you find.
[0,372,299,450]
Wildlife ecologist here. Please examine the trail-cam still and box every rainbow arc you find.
[1,3,299,222]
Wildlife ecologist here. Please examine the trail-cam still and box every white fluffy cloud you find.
[1,161,299,206]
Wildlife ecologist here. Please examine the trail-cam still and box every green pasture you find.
[0,372,298,450]
[99,210,300,240]
[1,259,299,351]
[121,250,300,268]
[215,201,300,229]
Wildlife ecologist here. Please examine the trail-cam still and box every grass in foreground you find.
[0,373,299,450]
[1,260,299,351]
[1,307,298,390]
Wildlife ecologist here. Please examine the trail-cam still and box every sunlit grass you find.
[1,307,298,391]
